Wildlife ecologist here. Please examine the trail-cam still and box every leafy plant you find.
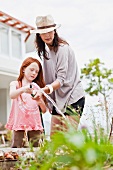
[81,58,113,132]
[16,117,113,170]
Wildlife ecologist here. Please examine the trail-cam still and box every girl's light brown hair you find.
[17,57,46,103]
[17,57,45,88]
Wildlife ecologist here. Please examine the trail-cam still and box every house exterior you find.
[0,11,36,124]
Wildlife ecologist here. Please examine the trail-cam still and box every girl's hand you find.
[32,90,42,100]
[9,81,33,99]
[32,90,47,113]
[36,95,43,104]
[36,95,47,113]
[23,85,33,94]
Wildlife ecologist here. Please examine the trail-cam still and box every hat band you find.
[37,24,56,29]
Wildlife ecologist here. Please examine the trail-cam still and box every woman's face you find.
[24,62,39,82]
[40,31,54,45]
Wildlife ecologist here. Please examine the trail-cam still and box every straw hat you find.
[30,15,61,34]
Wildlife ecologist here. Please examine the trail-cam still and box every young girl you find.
[6,57,47,147]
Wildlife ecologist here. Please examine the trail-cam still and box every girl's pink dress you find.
[6,82,43,132]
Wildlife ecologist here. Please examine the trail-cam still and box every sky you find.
[0,0,113,69]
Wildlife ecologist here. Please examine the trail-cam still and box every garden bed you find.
[0,148,37,170]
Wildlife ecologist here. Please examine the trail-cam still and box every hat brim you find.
[30,24,61,34]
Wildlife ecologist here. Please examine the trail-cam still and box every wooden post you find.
[109,117,113,142]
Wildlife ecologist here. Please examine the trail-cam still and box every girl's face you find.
[24,62,39,82]
[40,31,54,45]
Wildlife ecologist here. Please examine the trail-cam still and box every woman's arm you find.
[42,79,61,94]
[32,80,61,101]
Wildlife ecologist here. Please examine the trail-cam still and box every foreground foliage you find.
[16,119,113,170]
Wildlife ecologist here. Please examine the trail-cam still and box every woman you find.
[30,15,85,134]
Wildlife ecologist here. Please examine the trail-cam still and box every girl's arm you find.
[36,96,47,113]
[10,81,32,99]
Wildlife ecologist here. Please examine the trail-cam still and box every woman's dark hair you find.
[35,30,68,60]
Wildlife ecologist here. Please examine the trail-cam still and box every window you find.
[0,24,23,59]
[11,31,22,59]
[0,26,9,55]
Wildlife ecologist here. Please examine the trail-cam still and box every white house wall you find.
[0,22,31,125]
[0,89,7,124]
